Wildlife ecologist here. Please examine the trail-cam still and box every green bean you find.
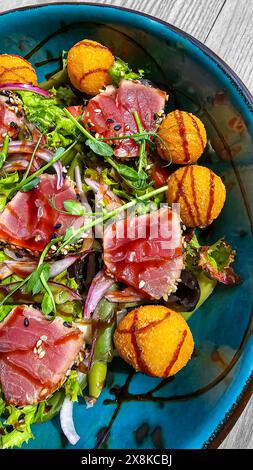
[88,296,117,400]
[88,361,107,400]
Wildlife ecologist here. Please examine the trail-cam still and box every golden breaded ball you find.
[114,305,194,378]
[0,54,37,86]
[157,110,207,164]
[167,165,226,227]
[67,39,114,95]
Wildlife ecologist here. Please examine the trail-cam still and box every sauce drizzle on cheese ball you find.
[114,305,194,378]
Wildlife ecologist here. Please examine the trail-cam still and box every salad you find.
[0,40,241,448]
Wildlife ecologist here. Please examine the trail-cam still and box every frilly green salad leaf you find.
[109,58,144,86]
[18,91,79,148]
[64,371,84,402]
[0,390,65,449]
[185,234,241,285]
[0,172,19,211]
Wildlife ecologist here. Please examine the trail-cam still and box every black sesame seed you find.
[76,194,81,202]
[87,121,93,128]
[15,251,23,259]
[71,363,78,371]
[106,118,114,123]
[63,321,72,328]
[50,233,58,240]
[5,425,14,433]
[24,317,29,327]
[16,110,23,118]
[9,121,18,129]
[113,124,121,131]
[18,413,25,423]
[54,223,62,230]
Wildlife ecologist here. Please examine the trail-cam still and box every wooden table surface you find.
[0,0,252,450]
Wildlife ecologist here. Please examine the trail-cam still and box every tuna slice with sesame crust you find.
[0,174,84,253]
[103,207,183,299]
[83,79,166,158]
[0,92,25,142]
[0,305,84,406]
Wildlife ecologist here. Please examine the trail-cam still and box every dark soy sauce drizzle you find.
[173,166,197,226]
[206,171,215,225]
[35,56,61,68]
[163,330,187,376]
[174,110,191,163]
[189,165,202,226]
[189,113,205,150]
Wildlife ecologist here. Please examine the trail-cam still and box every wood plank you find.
[205,0,253,92]
[220,396,253,449]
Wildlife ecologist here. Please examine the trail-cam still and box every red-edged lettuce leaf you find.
[185,234,241,285]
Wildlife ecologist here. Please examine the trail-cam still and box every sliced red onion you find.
[84,268,115,319]
[0,280,81,303]
[0,254,86,280]
[49,282,81,301]
[0,141,64,189]
[84,177,100,193]
[60,398,80,446]
[105,287,145,303]
[0,82,50,97]
[49,255,82,278]
[0,260,38,279]
[74,165,88,205]
[85,177,122,208]
[3,248,33,261]
[2,155,41,173]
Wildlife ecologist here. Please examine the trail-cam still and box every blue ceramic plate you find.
[0,2,252,450]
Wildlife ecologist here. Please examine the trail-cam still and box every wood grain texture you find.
[0,0,252,449]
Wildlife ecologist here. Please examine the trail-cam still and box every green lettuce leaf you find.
[109,58,144,86]
[18,91,78,148]
[0,172,19,212]
[63,371,85,402]
[185,234,241,285]
[0,390,65,449]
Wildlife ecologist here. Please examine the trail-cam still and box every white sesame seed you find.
[41,388,47,396]
[139,280,145,289]
[33,347,37,355]
[36,339,42,348]
[50,245,57,251]
[94,108,101,113]
[40,335,47,342]
[39,350,46,359]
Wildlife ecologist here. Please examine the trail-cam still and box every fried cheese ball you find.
[114,305,194,378]
[167,165,226,228]
[0,54,37,86]
[67,39,114,95]
[157,110,207,164]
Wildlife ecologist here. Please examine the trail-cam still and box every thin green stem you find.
[22,133,44,181]
[64,108,96,141]
[133,111,147,173]
[98,132,150,141]
[0,135,10,169]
